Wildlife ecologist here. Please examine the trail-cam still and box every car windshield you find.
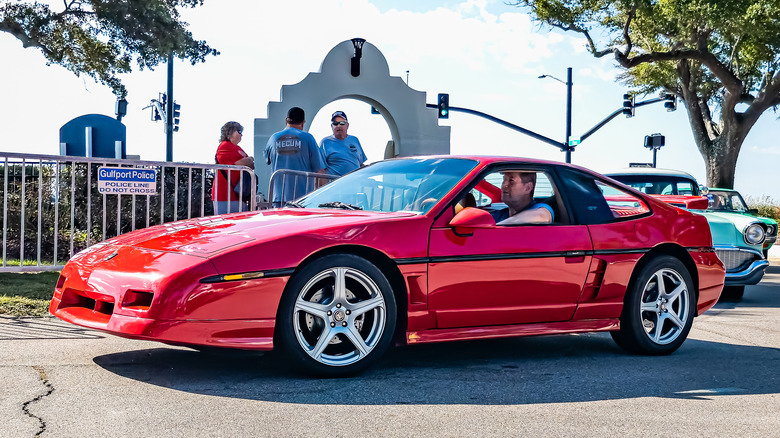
[609,174,700,196]
[707,190,749,212]
[296,157,479,213]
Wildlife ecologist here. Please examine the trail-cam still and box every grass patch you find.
[0,258,56,267]
[0,271,60,317]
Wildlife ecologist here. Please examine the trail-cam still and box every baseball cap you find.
[331,111,348,122]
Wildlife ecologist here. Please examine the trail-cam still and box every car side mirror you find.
[449,207,495,236]
[749,208,759,215]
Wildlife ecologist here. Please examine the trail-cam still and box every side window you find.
[558,168,649,224]
[677,182,695,196]
[596,180,651,219]
[464,169,563,225]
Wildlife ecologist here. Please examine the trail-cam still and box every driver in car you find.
[491,171,554,225]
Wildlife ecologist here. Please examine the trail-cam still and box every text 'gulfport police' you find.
[97,167,157,195]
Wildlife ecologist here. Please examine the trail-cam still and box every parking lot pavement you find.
[2,268,780,437]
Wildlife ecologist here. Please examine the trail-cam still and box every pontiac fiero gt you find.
[51,156,725,376]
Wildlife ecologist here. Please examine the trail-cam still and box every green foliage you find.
[0,0,218,97]
[0,296,51,317]
[0,271,59,317]
[746,195,780,221]
[514,0,780,100]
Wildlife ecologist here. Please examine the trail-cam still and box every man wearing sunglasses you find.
[319,111,367,176]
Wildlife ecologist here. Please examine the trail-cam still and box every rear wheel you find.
[275,254,396,377]
[611,255,695,355]
[720,285,745,301]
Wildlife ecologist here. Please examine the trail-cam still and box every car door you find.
[426,168,593,328]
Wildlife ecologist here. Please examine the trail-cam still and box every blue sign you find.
[97,167,157,195]
[60,114,126,158]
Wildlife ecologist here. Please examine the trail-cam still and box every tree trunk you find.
[700,129,743,189]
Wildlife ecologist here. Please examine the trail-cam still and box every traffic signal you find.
[437,93,449,119]
[664,93,677,112]
[173,102,181,132]
[622,93,634,118]
[152,106,162,121]
[644,133,665,149]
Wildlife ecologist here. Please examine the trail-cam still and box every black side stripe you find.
[263,268,297,278]
[395,257,430,265]
[395,247,711,264]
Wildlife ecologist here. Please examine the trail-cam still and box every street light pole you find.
[565,67,572,164]
[166,52,174,162]
[539,68,574,163]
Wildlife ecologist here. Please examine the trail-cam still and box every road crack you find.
[22,366,54,437]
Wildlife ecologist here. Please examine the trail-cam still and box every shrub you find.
[746,195,780,221]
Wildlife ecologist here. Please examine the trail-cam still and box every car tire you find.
[611,255,695,355]
[275,254,397,377]
[720,285,745,301]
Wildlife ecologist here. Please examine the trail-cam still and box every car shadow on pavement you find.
[713,264,780,309]
[93,332,780,405]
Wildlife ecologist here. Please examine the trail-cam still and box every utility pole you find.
[564,67,573,164]
[539,68,574,163]
[166,53,174,161]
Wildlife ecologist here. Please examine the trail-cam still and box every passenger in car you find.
[490,171,554,225]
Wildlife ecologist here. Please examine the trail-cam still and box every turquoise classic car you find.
[705,188,777,258]
[607,168,769,301]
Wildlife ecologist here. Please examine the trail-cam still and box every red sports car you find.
[51,156,725,376]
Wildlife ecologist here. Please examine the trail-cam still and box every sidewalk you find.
[769,244,780,264]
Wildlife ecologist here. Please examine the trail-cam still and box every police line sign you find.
[97,167,157,195]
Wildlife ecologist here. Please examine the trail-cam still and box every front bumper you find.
[715,247,768,285]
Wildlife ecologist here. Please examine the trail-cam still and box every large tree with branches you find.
[512,0,780,189]
[1,0,218,97]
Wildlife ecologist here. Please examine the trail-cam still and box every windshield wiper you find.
[318,201,363,210]
[285,200,304,208]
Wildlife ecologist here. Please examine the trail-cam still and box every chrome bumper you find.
[715,247,768,285]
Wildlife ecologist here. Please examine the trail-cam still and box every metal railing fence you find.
[1,152,255,272]
[267,169,338,208]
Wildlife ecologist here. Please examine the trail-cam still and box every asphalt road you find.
[2,264,780,438]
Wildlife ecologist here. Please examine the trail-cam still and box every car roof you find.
[392,155,567,167]
[605,167,698,181]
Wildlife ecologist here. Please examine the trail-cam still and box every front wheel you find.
[611,255,695,355]
[275,254,397,377]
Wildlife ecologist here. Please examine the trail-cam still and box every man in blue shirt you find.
[265,107,327,207]
[490,171,554,224]
[319,111,367,176]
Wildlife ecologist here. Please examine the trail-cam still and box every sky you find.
[2,0,779,200]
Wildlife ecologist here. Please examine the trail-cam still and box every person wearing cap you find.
[264,107,327,207]
[319,111,367,176]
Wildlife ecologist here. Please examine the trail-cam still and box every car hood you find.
[100,209,418,255]
[696,211,764,249]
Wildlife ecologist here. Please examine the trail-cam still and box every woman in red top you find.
[212,121,255,214]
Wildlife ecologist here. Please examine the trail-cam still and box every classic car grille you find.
[715,249,757,273]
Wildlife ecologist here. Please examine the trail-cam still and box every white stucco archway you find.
[253,39,451,198]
